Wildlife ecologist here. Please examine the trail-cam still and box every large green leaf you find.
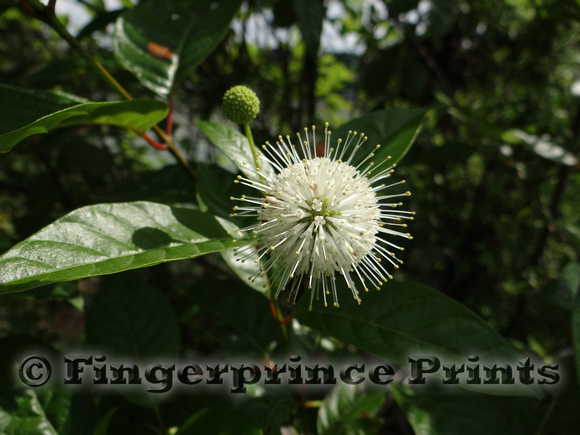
[190,278,283,358]
[85,273,180,405]
[0,201,236,294]
[86,274,180,359]
[294,280,541,397]
[0,85,168,152]
[332,108,428,166]
[391,383,540,434]
[114,0,243,96]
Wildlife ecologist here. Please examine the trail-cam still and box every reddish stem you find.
[269,300,277,319]
[141,133,167,150]
[47,0,57,16]
[281,315,292,325]
[19,0,36,17]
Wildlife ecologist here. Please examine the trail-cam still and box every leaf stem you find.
[43,9,133,101]
[243,123,261,174]
[21,0,198,183]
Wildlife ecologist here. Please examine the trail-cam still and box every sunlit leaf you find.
[0,202,236,294]
[0,85,168,153]
[114,0,243,96]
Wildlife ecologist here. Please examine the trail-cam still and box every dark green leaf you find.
[114,0,243,96]
[0,201,236,294]
[86,274,180,359]
[191,279,283,358]
[317,384,384,435]
[537,361,580,433]
[294,280,541,397]
[176,407,261,435]
[332,108,428,166]
[0,85,168,152]
[391,383,540,434]
[197,121,272,181]
[85,274,180,406]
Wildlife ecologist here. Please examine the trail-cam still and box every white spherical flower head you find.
[230,123,414,309]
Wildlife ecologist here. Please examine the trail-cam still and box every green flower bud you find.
[222,85,260,125]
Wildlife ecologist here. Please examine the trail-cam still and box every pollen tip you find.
[406,191,411,196]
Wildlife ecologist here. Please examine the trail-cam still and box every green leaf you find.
[85,273,180,406]
[194,162,269,293]
[391,383,540,434]
[317,384,384,435]
[0,85,168,153]
[0,201,236,294]
[294,280,540,397]
[332,108,428,166]
[190,279,283,358]
[197,121,273,182]
[0,389,59,435]
[114,0,243,96]
[86,274,180,359]
[0,336,71,435]
[176,407,262,435]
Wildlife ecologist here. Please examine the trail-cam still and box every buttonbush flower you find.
[230,124,414,308]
